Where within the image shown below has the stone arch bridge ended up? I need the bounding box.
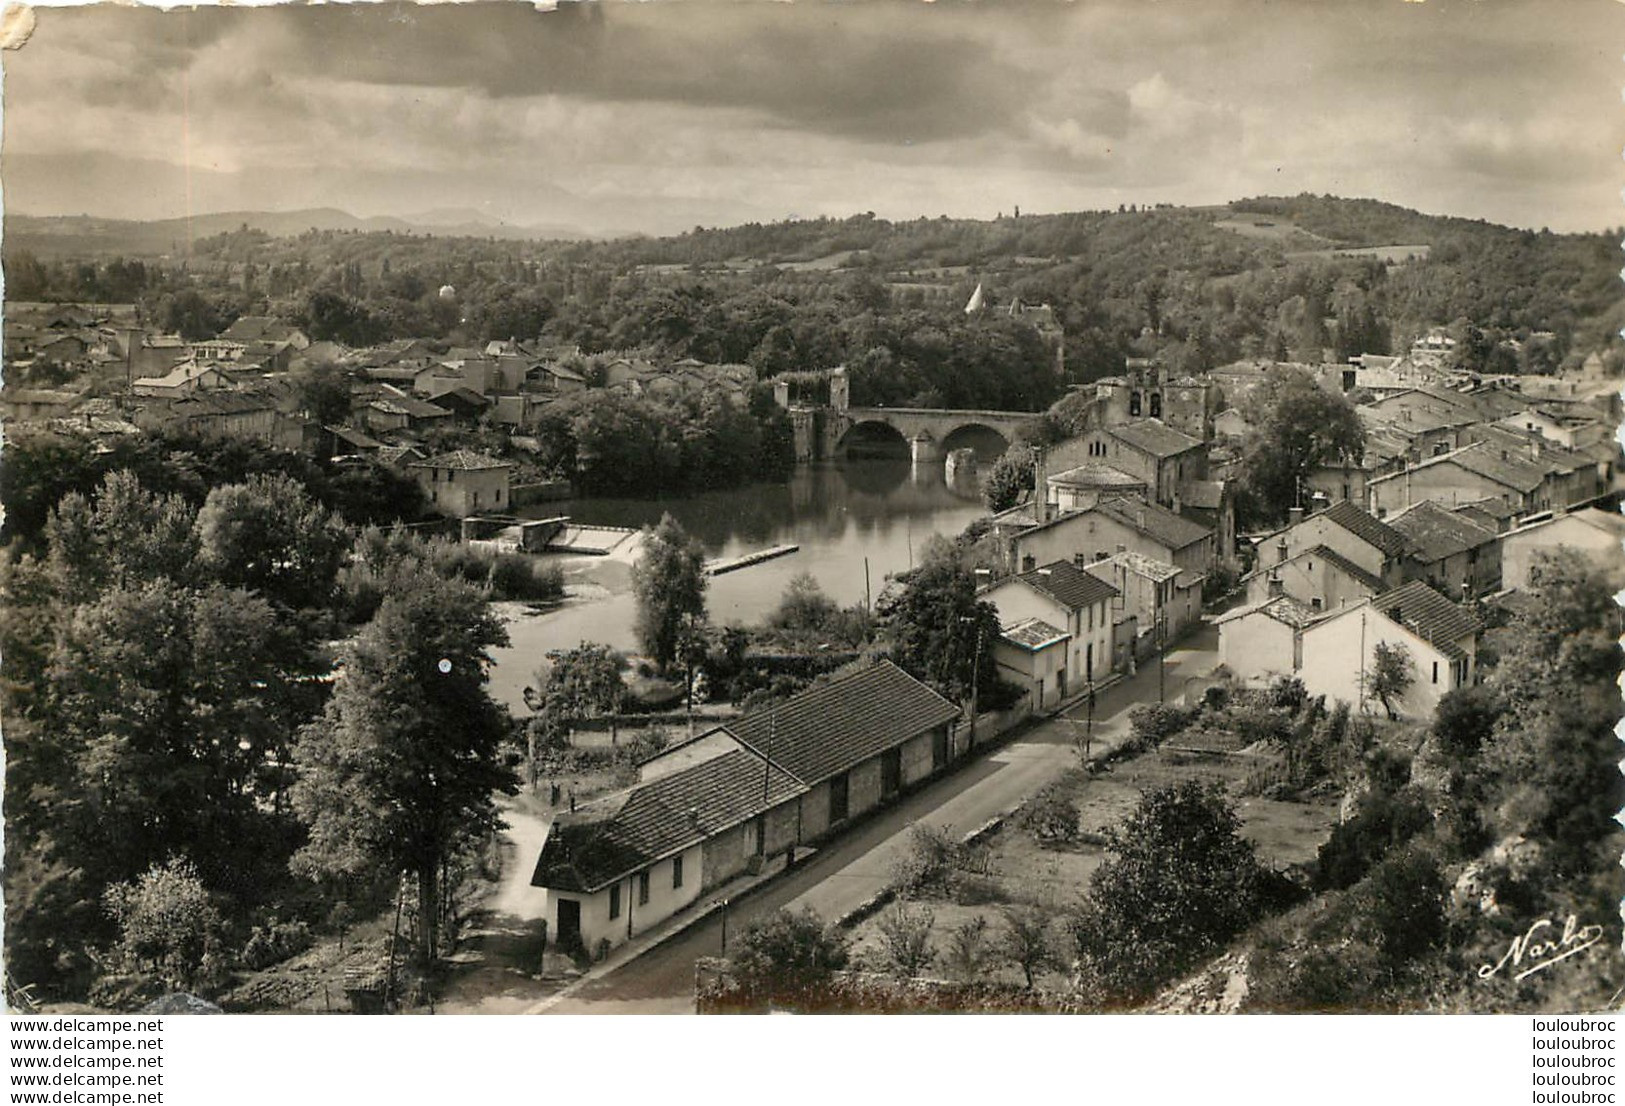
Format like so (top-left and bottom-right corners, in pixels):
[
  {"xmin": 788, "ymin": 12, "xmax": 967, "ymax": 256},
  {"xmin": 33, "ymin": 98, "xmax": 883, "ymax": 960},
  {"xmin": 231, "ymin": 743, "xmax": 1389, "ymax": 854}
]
[{"xmin": 822, "ymin": 406, "xmax": 1037, "ymax": 464}]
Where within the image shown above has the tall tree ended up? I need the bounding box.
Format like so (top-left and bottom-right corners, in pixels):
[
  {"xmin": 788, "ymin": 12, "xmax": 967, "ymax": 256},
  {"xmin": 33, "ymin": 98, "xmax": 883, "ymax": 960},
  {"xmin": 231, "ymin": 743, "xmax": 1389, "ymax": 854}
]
[
  {"xmin": 194, "ymin": 474, "xmax": 349, "ymax": 614},
  {"xmin": 878, "ymin": 539, "xmax": 1002, "ymax": 704},
  {"xmin": 289, "ymin": 573, "xmax": 515, "ymax": 968},
  {"xmin": 630, "ymin": 514, "xmax": 708, "ymax": 672},
  {"xmin": 41, "ymin": 580, "xmax": 287, "ymax": 890},
  {"xmin": 1235, "ymin": 366, "xmax": 1364, "ymax": 526},
  {"xmin": 289, "ymin": 361, "xmax": 354, "ymax": 427},
  {"xmin": 982, "ymin": 448, "xmax": 1035, "ymax": 513}
]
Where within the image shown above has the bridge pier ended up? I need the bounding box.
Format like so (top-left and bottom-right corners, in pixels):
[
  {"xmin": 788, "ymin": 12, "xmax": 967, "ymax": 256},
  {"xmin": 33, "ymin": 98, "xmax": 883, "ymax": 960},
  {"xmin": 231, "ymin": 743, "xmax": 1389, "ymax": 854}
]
[
  {"xmin": 945, "ymin": 447, "xmax": 978, "ymax": 484},
  {"xmin": 909, "ymin": 433, "xmax": 943, "ymax": 466}
]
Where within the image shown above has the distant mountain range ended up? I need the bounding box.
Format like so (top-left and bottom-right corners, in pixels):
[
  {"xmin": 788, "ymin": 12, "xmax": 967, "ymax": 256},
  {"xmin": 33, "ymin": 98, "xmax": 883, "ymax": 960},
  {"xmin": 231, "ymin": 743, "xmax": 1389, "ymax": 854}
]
[{"xmin": 2, "ymin": 207, "xmax": 603, "ymax": 259}]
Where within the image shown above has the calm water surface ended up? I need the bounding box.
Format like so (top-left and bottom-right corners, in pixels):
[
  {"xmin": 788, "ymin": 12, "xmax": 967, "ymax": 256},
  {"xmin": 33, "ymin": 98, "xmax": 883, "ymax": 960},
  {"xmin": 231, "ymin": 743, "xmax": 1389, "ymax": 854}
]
[{"xmin": 485, "ymin": 460, "xmax": 987, "ymax": 709}]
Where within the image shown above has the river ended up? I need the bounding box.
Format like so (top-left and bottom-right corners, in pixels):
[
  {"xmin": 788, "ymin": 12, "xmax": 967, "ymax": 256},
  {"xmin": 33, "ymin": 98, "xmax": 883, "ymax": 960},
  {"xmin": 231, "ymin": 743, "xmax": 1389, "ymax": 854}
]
[{"xmin": 485, "ymin": 458, "xmax": 990, "ymax": 710}]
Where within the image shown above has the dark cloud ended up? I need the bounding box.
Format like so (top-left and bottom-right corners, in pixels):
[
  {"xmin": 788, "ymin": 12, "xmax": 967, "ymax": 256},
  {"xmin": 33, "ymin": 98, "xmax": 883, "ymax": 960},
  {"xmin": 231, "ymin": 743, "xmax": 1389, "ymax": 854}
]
[
  {"xmin": 198, "ymin": 1, "xmax": 1038, "ymax": 144},
  {"xmin": 5, "ymin": 0, "xmax": 1619, "ymax": 232}
]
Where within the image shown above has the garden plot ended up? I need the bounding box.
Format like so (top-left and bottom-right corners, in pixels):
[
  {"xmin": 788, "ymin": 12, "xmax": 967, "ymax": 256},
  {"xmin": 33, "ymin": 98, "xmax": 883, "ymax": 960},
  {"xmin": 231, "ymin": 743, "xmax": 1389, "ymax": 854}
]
[{"xmin": 841, "ymin": 728, "xmax": 1340, "ymax": 991}]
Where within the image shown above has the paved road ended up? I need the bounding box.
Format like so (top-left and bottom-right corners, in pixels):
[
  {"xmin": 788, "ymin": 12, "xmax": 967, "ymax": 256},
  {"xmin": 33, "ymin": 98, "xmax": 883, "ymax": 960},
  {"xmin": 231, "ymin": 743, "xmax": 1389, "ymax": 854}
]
[{"xmin": 544, "ymin": 625, "xmax": 1218, "ymax": 1013}]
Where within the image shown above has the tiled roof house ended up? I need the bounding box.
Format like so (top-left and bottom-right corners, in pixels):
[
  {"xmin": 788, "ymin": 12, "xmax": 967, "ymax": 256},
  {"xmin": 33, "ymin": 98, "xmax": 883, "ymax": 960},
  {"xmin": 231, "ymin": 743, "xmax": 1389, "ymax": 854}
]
[{"xmin": 529, "ymin": 661, "xmax": 963, "ymax": 956}]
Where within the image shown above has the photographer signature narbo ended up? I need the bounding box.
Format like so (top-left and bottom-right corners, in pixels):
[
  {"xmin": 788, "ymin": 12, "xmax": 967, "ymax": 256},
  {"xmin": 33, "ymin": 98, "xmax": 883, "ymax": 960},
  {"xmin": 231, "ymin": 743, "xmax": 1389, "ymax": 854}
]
[{"xmin": 1477, "ymin": 914, "xmax": 1605, "ymax": 983}]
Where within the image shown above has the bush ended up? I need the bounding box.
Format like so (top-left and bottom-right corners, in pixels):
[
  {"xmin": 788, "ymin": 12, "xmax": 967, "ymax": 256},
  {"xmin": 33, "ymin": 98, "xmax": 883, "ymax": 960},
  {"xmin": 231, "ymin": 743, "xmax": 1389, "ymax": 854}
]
[
  {"xmin": 945, "ymin": 916, "xmax": 992, "ymax": 981},
  {"xmin": 1267, "ymin": 675, "xmax": 1308, "ymax": 714},
  {"xmin": 1125, "ymin": 702, "xmax": 1196, "ymax": 752},
  {"xmin": 730, "ymin": 907, "xmax": 850, "ymax": 1002},
  {"xmin": 889, "ymin": 824, "xmax": 961, "ymax": 897},
  {"xmin": 1432, "ymin": 684, "xmax": 1503, "ymax": 760},
  {"xmin": 241, "ymin": 920, "xmax": 315, "ymax": 972},
  {"xmin": 1247, "ymin": 930, "xmax": 1389, "ymax": 1012},
  {"xmin": 875, "ymin": 900, "xmax": 937, "ymax": 980},
  {"xmin": 1071, "ymin": 782, "xmax": 1280, "ymax": 1002},
  {"xmin": 102, "ymin": 859, "xmax": 226, "ymax": 994},
  {"xmin": 488, "ymin": 553, "xmax": 564, "ymax": 602},
  {"xmin": 1314, "ymin": 785, "xmax": 1434, "ymax": 892},
  {"xmin": 1348, "ymin": 846, "xmax": 1447, "ymax": 968},
  {"xmin": 623, "ymin": 727, "xmax": 671, "ymax": 766},
  {"xmin": 1017, "ymin": 788, "xmax": 1080, "ymax": 848}
]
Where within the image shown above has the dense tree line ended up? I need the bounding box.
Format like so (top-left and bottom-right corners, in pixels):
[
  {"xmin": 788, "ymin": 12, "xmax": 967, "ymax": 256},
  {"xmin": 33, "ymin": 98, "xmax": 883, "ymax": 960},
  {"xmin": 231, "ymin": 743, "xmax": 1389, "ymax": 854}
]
[
  {"xmin": 13, "ymin": 198, "xmax": 1615, "ymax": 413},
  {"xmin": 0, "ymin": 449, "xmax": 540, "ymax": 1004},
  {"xmin": 0, "ymin": 430, "xmax": 427, "ymax": 548},
  {"xmin": 530, "ymin": 385, "xmax": 795, "ymax": 495}
]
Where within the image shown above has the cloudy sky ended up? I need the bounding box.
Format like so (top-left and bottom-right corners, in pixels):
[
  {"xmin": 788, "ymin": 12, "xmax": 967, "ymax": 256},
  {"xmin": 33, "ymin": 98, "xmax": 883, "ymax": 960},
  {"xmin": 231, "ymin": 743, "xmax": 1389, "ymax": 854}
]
[{"xmin": 4, "ymin": 0, "xmax": 1620, "ymax": 235}]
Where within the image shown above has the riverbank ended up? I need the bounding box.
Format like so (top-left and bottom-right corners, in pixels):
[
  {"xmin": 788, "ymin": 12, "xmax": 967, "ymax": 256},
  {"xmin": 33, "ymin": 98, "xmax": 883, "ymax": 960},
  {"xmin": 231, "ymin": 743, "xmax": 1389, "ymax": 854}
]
[{"xmin": 483, "ymin": 459, "xmax": 987, "ymax": 713}]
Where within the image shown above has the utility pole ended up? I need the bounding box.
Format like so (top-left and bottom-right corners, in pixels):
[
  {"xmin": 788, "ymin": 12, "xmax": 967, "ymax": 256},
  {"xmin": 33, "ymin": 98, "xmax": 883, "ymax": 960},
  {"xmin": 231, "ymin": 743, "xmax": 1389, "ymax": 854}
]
[
  {"xmin": 1085, "ymin": 681, "xmax": 1095, "ymax": 760},
  {"xmin": 1157, "ymin": 611, "xmax": 1167, "ymax": 704},
  {"xmin": 964, "ymin": 617, "xmax": 986, "ymax": 751}
]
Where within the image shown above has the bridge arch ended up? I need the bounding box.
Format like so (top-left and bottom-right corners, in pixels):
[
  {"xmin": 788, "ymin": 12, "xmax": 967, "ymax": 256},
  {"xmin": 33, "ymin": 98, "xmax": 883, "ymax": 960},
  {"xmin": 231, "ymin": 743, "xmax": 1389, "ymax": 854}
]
[
  {"xmin": 941, "ymin": 423, "xmax": 1012, "ymax": 463},
  {"xmin": 836, "ymin": 419, "xmax": 911, "ymax": 459}
]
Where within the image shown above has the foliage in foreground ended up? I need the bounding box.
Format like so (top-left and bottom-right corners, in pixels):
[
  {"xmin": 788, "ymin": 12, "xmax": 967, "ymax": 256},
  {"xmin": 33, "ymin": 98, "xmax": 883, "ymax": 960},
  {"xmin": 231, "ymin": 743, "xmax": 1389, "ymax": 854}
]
[{"xmin": 1071, "ymin": 782, "xmax": 1295, "ymax": 1004}]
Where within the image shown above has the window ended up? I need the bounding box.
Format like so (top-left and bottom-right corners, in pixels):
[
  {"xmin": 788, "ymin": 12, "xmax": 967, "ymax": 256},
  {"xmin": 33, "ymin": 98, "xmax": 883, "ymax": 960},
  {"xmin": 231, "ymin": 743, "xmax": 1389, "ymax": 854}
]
[
  {"xmin": 672, "ymin": 855, "xmax": 684, "ymax": 890},
  {"xmin": 609, "ymin": 883, "xmax": 621, "ymax": 920},
  {"xmin": 1149, "ymin": 393, "xmax": 1162, "ymax": 418},
  {"xmin": 1431, "ymin": 661, "xmax": 1439, "ymax": 685},
  {"xmin": 638, "ymin": 871, "xmax": 650, "ymax": 906},
  {"xmin": 1129, "ymin": 391, "xmax": 1142, "ymax": 416}
]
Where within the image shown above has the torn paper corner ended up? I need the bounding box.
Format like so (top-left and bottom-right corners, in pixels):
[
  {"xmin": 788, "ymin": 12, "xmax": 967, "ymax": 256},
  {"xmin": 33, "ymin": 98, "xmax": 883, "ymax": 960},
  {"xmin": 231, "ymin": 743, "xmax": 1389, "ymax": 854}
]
[{"xmin": 1, "ymin": 3, "xmax": 36, "ymax": 52}]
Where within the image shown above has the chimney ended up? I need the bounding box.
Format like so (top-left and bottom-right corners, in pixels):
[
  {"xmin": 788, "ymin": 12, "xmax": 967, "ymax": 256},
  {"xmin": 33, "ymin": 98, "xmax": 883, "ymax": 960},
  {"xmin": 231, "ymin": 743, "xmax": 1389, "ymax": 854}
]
[
  {"xmin": 1136, "ymin": 507, "xmax": 1146, "ymax": 530},
  {"xmin": 1275, "ymin": 540, "xmax": 1289, "ymax": 565},
  {"xmin": 1288, "ymin": 506, "xmax": 1304, "ymax": 526},
  {"xmin": 1267, "ymin": 574, "xmax": 1284, "ymax": 598}
]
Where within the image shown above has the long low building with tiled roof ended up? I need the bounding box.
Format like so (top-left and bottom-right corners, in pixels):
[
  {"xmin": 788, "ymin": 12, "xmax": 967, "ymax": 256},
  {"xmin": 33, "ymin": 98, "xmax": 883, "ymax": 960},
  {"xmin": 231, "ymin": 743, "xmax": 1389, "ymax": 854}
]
[{"xmin": 529, "ymin": 660, "xmax": 964, "ymax": 956}]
